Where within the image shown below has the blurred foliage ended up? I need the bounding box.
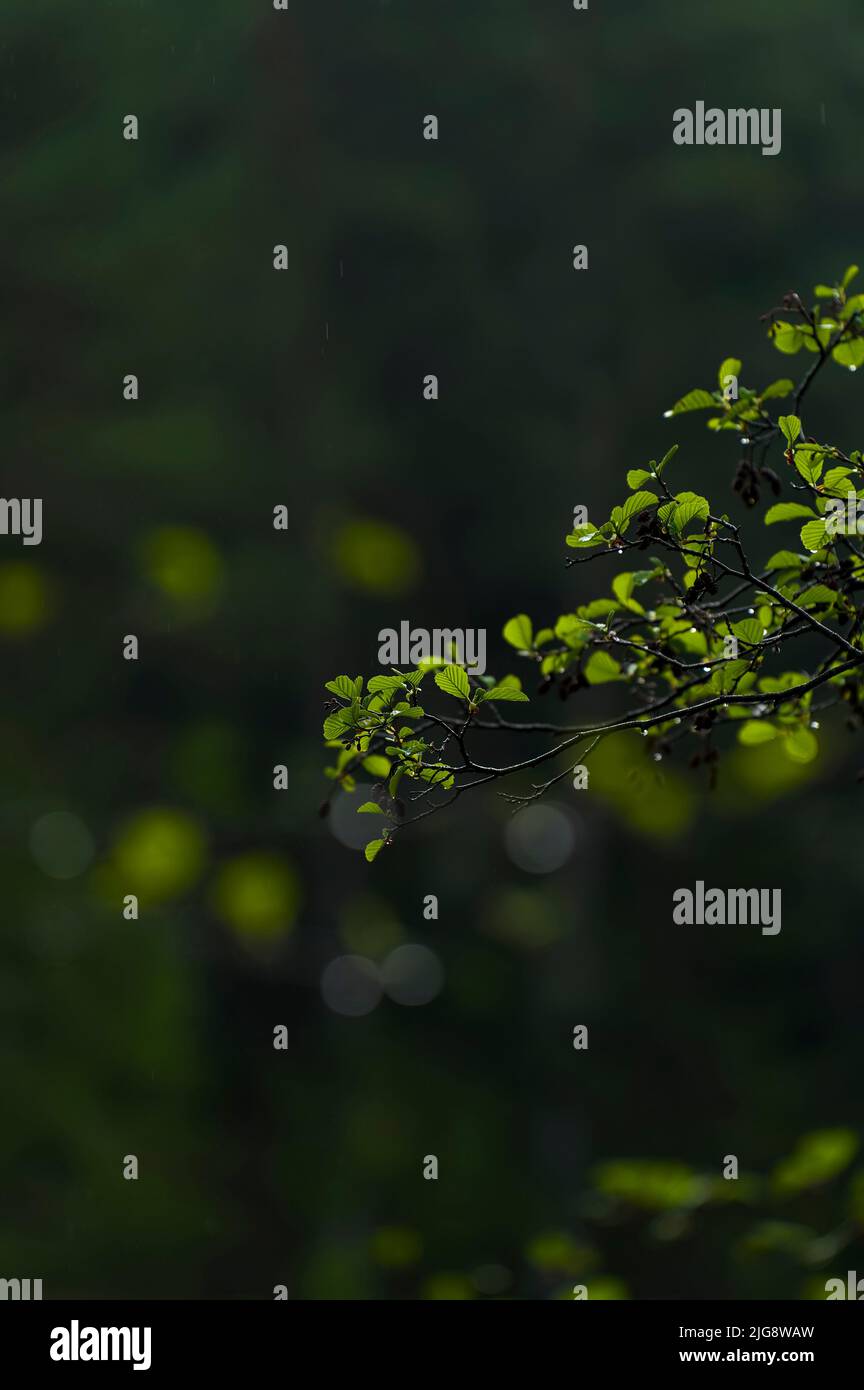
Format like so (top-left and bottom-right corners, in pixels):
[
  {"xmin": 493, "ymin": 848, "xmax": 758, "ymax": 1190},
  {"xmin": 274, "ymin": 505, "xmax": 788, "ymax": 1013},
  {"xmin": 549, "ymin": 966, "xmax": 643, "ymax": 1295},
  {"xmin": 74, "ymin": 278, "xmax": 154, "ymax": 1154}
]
[
  {"xmin": 211, "ymin": 852, "xmax": 299, "ymax": 940},
  {"xmin": 0, "ymin": 562, "xmax": 53, "ymax": 634},
  {"xmin": 331, "ymin": 519, "xmax": 421, "ymax": 596}
]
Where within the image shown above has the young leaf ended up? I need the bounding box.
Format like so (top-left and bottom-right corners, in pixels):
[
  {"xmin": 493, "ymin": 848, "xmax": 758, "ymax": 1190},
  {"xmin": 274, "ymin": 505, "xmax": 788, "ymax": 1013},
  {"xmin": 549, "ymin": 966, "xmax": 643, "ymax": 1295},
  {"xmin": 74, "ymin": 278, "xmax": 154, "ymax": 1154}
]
[
  {"xmin": 626, "ymin": 469, "xmax": 653, "ymax": 489},
  {"xmin": 800, "ymin": 519, "xmax": 827, "ymax": 552},
  {"xmin": 760, "ymin": 379, "xmax": 794, "ymax": 400},
  {"xmin": 784, "ymin": 728, "xmax": 818, "ymax": 763},
  {"xmin": 794, "ymin": 449, "xmax": 823, "ymax": 486},
  {"xmin": 822, "ymin": 467, "xmax": 854, "ymax": 495},
  {"xmin": 612, "ymin": 572, "xmax": 636, "ymax": 605},
  {"xmin": 765, "ymin": 550, "xmax": 802, "ymax": 571},
  {"xmin": 434, "ymin": 664, "xmax": 471, "ymax": 700},
  {"xmin": 664, "ymin": 388, "xmax": 715, "ymax": 416},
  {"xmin": 672, "ymin": 492, "xmax": 711, "ymax": 533},
  {"xmin": 323, "ymin": 710, "xmax": 355, "ymax": 740},
  {"xmin": 832, "ymin": 339, "xmax": 864, "ymax": 370},
  {"xmin": 502, "ymin": 614, "xmax": 534, "ymax": 649},
  {"xmin": 566, "ymin": 525, "xmax": 604, "ymax": 548},
  {"xmin": 620, "ymin": 491, "xmax": 657, "ymax": 529},
  {"xmin": 357, "ymin": 802, "xmax": 385, "ymax": 814},
  {"xmin": 764, "ymin": 502, "xmax": 818, "ymax": 525},
  {"xmin": 797, "ymin": 584, "xmax": 837, "ymax": 609},
  {"xmin": 368, "ymin": 674, "xmax": 407, "ymax": 695},
  {"xmin": 482, "ymin": 683, "xmax": 530, "ymax": 703},
  {"xmin": 362, "ymin": 755, "xmax": 392, "ymax": 778},
  {"xmin": 770, "ymin": 322, "xmax": 804, "ymax": 355},
  {"xmin": 364, "ymin": 838, "xmax": 386, "ymax": 862},
  {"xmin": 738, "ymin": 721, "xmax": 777, "ymax": 745},
  {"xmin": 325, "ymin": 675, "xmax": 361, "ymax": 700},
  {"xmin": 731, "ymin": 618, "xmax": 763, "ymax": 648},
  {"xmin": 584, "ymin": 650, "xmax": 622, "ymax": 684},
  {"xmin": 779, "ymin": 415, "xmax": 802, "ymax": 446},
  {"xmin": 718, "ymin": 357, "xmax": 742, "ymax": 388}
]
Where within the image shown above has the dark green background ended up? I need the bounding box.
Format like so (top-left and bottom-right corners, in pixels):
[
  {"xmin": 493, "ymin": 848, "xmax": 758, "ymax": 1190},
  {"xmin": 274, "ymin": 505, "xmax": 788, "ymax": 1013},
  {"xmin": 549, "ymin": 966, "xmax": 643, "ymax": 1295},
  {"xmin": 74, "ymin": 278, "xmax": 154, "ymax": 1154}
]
[{"xmin": 1, "ymin": 0, "xmax": 862, "ymax": 1299}]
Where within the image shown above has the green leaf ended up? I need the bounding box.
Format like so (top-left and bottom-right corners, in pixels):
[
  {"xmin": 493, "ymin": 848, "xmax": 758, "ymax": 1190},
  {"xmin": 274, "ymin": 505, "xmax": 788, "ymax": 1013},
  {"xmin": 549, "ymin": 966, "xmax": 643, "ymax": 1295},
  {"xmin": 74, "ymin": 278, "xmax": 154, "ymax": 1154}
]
[
  {"xmin": 673, "ymin": 491, "xmax": 711, "ymax": 533},
  {"xmin": 620, "ymin": 490, "xmax": 657, "ymax": 530},
  {"xmin": 670, "ymin": 626, "xmax": 708, "ymax": 657},
  {"xmin": 626, "ymin": 468, "xmax": 653, "ymax": 489},
  {"xmin": 664, "ymin": 388, "xmax": 715, "ymax": 416},
  {"xmin": 584, "ymin": 650, "xmax": 622, "ymax": 684},
  {"xmin": 324, "ymin": 674, "xmax": 361, "ymax": 700},
  {"xmin": 718, "ymin": 357, "xmax": 742, "ymax": 389},
  {"xmin": 842, "ymin": 264, "xmax": 860, "ymax": 290},
  {"xmin": 794, "ymin": 449, "xmax": 823, "ymax": 486},
  {"xmin": 417, "ymin": 765, "xmax": 455, "ymax": 790},
  {"xmin": 611, "ymin": 571, "xmax": 655, "ymax": 610},
  {"xmin": 832, "ymin": 338, "xmax": 864, "ymax": 370},
  {"xmin": 656, "ymin": 444, "xmax": 679, "ymax": 474},
  {"xmin": 612, "ymin": 572, "xmax": 636, "ymax": 606},
  {"xmin": 783, "ymin": 728, "xmax": 819, "ymax": 764},
  {"xmin": 710, "ymin": 659, "xmax": 749, "ymax": 694},
  {"xmin": 773, "ymin": 1129, "xmax": 857, "ymax": 1193},
  {"xmin": 765, "ymin": 550, "xmax": 802, "ymax": 571},
  {"xmin": 797, "ymin": 584, "xmax": 836, "ymax": 609},
  {"xmin": 323, "ymin": 710, "xmax": 355, "ymax": 740},
  {"xmin": 760, "ymin": 378, "xmax": 794, "ymax": 400},
  {"xmin": 388, "ymin": 767, "xmax": 405, "ymax": 798},
  {"xmin": 364, "ymin": 838, "xmax": 386, "ymax": 862},
  {"xmin": 434, "ymin": 664, "xmax": 471, "ymax": 700},
  {"xmin": 578, "ymin": 599, "xmax": 618, "ymax": 621},
  {"xmin": 764, "ymin": 502, "xmax": 818, "ymax": 525},
  {"xmin": 566, "ymin": 525, "xmax": 604, "ymax": 548},
  {"xmin": 779, "ymin": 415, "xmax": 801, "ymax": 446},
  {"xmin": 502, "ymin": 614, "xmax": 534, "ymax": 650},
  {"xmin": 738, "ymin": 721, "xmax": 777, "ymax": 745},
  {"xmin": 770, "ymin": 321, "xmax": 804, "ymax": 355},
  {"xmin": 362, "ymin": 755, "xmax": 392, "ymax": 778},
  {"xmin": 357, "ymin": 801, "xmax": 385, "ymax": 814},
  {"xmin": 482, "ymin": 683, "xmax": 529, "ymax": 703},
  {"xmin": 732, "ymin": 619, "xmax": 763, "ymax": 647},
  {"xmin": 822, "ymin": 466, "xmax": 854, "ymax": 495},
  {"xmin": 555, "ymin": 614, "xmax": 593, "ymax": 646},
  {"xmin": 367, "ymin": 674, "xmax": 407, "ymax": 695},
  {"xmin": 800, "ymin": 519, "xmax": 827, "ymax": 552}
]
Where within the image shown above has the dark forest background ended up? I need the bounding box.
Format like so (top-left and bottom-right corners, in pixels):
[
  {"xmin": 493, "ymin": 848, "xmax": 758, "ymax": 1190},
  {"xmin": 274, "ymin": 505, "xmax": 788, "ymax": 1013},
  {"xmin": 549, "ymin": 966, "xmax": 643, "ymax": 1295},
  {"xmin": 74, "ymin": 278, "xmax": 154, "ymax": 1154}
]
[{"xmin": 1, "ymin": 0, "xmax": 863, "ymax": 1299}]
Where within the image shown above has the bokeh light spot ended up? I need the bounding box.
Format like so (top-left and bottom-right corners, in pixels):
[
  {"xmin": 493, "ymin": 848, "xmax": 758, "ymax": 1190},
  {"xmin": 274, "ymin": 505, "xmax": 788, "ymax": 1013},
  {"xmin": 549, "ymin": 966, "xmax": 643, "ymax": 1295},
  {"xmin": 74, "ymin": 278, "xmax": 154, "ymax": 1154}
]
[
  {"xmin": 212, "ymin": 853, "xmax": 299, "ymax": 940},
  {"xmin": 112, "ymin": 808, "xmax": 206, "ymax": 902},
  {"xmin": 504, "ymin": 803, "xmax": 577, "ymax": 874},
  {"xmin": 140, "ymin": 525, "xmax": 223, "ymax": 602},
  {"xmin": 0, "ymin": 562, "xmax": 52, "ymax": 634},
  {"xmin": 321, "ymin": 955, "xmax": 382, "ymax": 1016},
  {"xmin": 381, "ymin": 943, "xmax": 443, "ymax": 1005},
  {"xmin": 331, "ymin": 519, "xmax": 420, "ymax": 595}
]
